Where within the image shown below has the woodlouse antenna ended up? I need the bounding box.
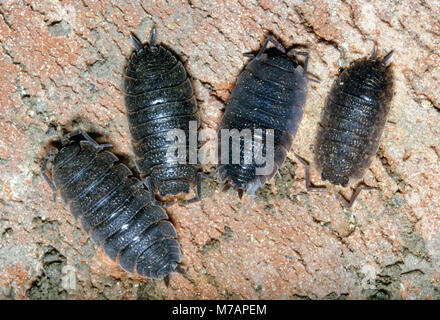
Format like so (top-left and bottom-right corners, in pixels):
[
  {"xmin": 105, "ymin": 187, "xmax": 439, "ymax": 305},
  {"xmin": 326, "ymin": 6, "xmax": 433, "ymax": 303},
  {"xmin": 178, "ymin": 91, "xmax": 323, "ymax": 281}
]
[
  {"xmin": 41, "ymin": 148, "xmax": 59, "ymax": 202},
  {"xmin": 180, "ymin": 172, "xmax": 212, "ymax": 205},
  {"xmin": 288, "ymin": 50, "xmax": 320, "ymax": 83},
  {"xmin": 288, "ymin": 50, "xmax": 308, "ymax": 72},
  {"xmin": 255, "ymin": 36, "xmax": 286, "ymax": 60}
]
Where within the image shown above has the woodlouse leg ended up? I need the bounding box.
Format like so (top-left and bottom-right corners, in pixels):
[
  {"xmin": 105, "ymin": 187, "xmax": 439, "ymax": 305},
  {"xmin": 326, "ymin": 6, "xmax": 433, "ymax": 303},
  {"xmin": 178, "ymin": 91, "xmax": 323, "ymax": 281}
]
[
  {"xmin": 41, "ymin": 149, "xmax": 59, "ymax": 201},
  {"xmin": 130, "ymin": 32, "xmax": 143, "ymax": 52},
  {"xmin": 294, "ymin": 154, "xmax": 328, "ymax": 193},
  {"xmin": 337, "ymin": 183, "xmax": 373, "ymax": 208},
  {"xmin": 255, "ymin": 36, "xmax": 286, "ymax": 60},
  {"xmin": 62, "ymin": 130, "xmax": 112, "ymax": 151}
]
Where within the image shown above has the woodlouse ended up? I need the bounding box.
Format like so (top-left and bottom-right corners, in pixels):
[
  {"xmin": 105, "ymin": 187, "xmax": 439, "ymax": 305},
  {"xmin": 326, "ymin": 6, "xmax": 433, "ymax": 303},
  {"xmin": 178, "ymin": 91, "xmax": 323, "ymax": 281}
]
[
  {"xmin": 42, "ymin": 131, "xmax": 182, "ymax": 281},
  {"xmin": 217, "ymin": 37, "xmax": 314, "ymax": 197},
  {"xmin": 124, "ymin": 28, "xmax": 206, "ymax": 206},
  {"xmin": 297, "ymin": 45, "xmax": 394, "ymax": 207}
]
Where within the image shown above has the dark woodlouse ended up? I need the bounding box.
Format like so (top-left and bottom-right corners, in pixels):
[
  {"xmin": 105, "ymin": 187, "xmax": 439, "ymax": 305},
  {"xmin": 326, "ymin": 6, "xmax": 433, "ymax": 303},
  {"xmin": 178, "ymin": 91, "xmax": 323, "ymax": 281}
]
[
  {"xmin": 297, "ymin": 45, "xmax": 394, "ymax": 207},
  {"xmin": 124, "ymin": 28, "xmax": 205, "ymax": 206},
  {"xmin": 217, "ymin": 37, "xmax": 314, "ymax": 197},
  {"xmin": 42, "ymin": 131, "xmax": 182, "ymax": 281}
]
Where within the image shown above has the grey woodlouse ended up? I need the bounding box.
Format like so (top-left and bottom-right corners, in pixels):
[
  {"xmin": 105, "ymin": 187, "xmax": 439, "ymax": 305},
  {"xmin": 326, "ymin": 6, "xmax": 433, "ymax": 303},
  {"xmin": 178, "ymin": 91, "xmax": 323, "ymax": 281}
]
[
  {"xmin": 124, "ymin": 28, "xmax": 206, "ymax": 206},
  {"xmin": 217, "ymin": 37, "xmax": 314, "ymax": 197},
  {"xmin": 42, "ymin": 130, "xmax": 182, "ymax": 281},
  {"xmin": 297, "ymin": 44, "xmax": 394, "ymax": 207}
]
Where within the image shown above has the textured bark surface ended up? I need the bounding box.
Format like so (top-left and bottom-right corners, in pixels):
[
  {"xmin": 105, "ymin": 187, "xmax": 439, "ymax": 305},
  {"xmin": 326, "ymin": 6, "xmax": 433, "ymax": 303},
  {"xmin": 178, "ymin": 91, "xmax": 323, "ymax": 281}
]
[{"xmin": 0, "ymin": 0, "xmax": 439, "ymax": 299}]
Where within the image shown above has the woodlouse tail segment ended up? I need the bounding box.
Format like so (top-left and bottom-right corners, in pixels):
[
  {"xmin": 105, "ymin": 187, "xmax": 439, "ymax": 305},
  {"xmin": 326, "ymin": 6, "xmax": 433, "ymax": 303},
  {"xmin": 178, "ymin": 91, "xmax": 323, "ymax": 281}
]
[
  {"xmin": 371, "ymin": 43, "xmax": 378, "ymax": 61},
  {"xmin": 163, "ymin": 263, "xmax": 187, "ymax": 286},
  {"xmin": 130, "ymin": 32, "xmax": 144, "ymax": 52},
  {"xmin": 337, "ymin": 183, "xmax": 374, "ymax": 208},
  {"xmin": 382, "ymin": 50, "xmax": 394, "ymax": 67},
  {"xmin": 164, "ymin": 275, "xmax": 170, "ymax": 287},
  {"xmin": 255, "ymin": 36, "xmax": 286, "ymax": 60},
  {"xmin": 294, "ymin": 154, "xmax": 328, "ymax": 193},
  {"xmin": 222, "ymin": 182, "xmax": 232, "ymax": 192},
  {"xmin": 175, "ymin": 264, "xmax": 185, "ymax": 275},
  {"xmin": 370, "ymin": 43, "xmax": 393, "ymax": 67},
  {"xmin": 149, "ymin": 27, "xmax": 157, "ymax": 49},
  {"xmin": 139, "ymin": 173, "xmax": 210, "ymax": 207},
  {"xmin": 138, "ymin": 176, "xmax": 174, "ymax": 207},
  {"xmin": 180, "ymin": 172, "xmax": 212, "ymax": 205},
  {"xmin": 41, "ymin": 148, "xmax": 59, "ymax": 202}
]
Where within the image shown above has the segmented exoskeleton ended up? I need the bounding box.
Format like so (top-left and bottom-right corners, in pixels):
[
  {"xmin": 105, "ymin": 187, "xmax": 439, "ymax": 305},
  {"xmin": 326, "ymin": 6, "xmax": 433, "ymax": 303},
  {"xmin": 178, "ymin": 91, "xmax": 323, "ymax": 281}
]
[
  {"xmin": 297, "ymin": 45, "xmax": 394, "ymax": 207},
  {"xmin": 217, "ymin": 37, "xmax": 314, "ymax": 197},
  {"xmin": 124, "ymin": 29, "xmax": 206, "ymax": 206},
  {"xmin": 42, "ymin": 131, "xmax": 181, "ymax": 281}
]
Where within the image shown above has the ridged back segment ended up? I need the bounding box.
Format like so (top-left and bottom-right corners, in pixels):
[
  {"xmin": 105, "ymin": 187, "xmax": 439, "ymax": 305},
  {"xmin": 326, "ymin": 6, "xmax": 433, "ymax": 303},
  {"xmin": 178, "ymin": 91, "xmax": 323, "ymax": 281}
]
[
  {"xmin": 52, "ymin": 140, "xmax": 181, "ymax": 279},
  {"xmin": 52, "ymin": 142, "xmax": 104, "ymax": 189},
  {"xmin": 217, "ymin": 48, "xmax": 307, "ymax": 194},
  {"xmin": 52, "ymin": 143, "xmax": 81, "ymax": 170},
  {"xmin": 124, "ymin": 44, "xmax": 199, "ymax": 197},
  {"xmin": 315, "ymin": 57, "xmax": 394, "ymax": 186}
]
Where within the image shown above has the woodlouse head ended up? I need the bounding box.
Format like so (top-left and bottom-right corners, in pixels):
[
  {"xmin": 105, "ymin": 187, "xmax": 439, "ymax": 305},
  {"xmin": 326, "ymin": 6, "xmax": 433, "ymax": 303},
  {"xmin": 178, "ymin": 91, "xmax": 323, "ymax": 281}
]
[{"xmin": 264, "ymin": 47, "xmax": 300, "ymax": 71}]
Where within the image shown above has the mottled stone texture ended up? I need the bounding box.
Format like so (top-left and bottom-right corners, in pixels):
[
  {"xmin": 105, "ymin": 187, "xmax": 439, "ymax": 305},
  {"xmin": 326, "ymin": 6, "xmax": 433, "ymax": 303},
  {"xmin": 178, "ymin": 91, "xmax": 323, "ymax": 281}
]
[{"xmin": 0, "ymin": 0, "xmax": 439, "ymax": 300}]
